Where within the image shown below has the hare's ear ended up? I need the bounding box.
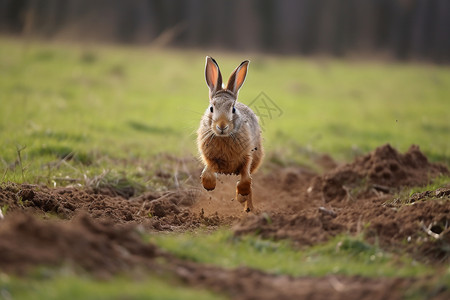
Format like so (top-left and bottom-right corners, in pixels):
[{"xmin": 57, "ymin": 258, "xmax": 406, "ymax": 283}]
[
  {"xmin": 205, "ymin": 56, "xmax": 222, "ymax": 95},
  {"xmin": 227, "ymin": 60, "xmax": 249, "ymax": 95}
]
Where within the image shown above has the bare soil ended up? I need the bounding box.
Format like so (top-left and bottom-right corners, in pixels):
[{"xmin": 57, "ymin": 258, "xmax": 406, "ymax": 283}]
[{"xmin": 0, "ymin": 144, "xmax": 449, "ymax": 299}]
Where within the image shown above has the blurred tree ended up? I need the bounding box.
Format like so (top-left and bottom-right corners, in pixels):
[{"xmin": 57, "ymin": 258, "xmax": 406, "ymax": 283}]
[{"xmin": 0, "ymin": 0, "xmax": 448, "ymax": 62}]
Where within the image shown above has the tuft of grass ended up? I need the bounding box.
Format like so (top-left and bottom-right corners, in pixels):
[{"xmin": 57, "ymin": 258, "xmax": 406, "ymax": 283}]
[
  {"xmin": 1, "ymin": 204, "xmax": 8, "ymax": 216},
  {"xmin": 150, "ymin": 230, "xmax": 432, "ymax": 278},
  {"xmin": 83, "ymin": 169, "xmax": 146, "ymax": 197}
]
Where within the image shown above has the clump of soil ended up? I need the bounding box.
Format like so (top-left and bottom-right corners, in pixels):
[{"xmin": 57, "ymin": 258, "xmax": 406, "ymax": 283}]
[
  {"xmin": 0, "ymin": 212, "xmax": 158, "ymax": 277},
  {"xmin": 312, "ymin": 144, "xmax": 448, "ymax": 202}
]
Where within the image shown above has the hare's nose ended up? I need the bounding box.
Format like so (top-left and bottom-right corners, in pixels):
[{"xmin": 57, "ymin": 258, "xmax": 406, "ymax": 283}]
[{"xmin": 216, "ymin": 124, "xmax": 229, "ymax": 131}]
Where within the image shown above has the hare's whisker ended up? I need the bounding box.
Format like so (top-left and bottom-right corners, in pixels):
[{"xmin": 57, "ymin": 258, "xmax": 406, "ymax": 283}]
[{"xmin": 201, "ymin": 129, "xmax": 213, "ymax": 140}]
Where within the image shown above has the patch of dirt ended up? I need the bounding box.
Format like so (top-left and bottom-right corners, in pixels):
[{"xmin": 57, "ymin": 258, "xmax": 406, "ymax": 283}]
[
  {"xmin": 1, "ymin": 213, "xmax": 447, "ymax": 300},
  {"xmin": 0, "ymin": 212, "xmax": 159, "ymax": 277},
  {"xmin": 234, "ymin": 209, "xmax": 345, "ymax": 246}
]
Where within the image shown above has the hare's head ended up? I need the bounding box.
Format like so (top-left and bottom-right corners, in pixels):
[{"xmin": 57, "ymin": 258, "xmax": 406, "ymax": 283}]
[{"xmin": 204, "ymin": 56, "xmax": 249, "ymax": 136}]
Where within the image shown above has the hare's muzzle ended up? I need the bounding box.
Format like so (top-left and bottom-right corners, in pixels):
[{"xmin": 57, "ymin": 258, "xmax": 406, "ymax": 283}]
[{"xmin": 215, "ymin": 124, "xmax": 229, "ymax": 135}]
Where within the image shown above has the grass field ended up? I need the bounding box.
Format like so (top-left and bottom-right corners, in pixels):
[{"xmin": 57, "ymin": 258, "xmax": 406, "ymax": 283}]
[
  {"xmin": 1, "ymin": 38, "xmax": 449, "ymax": 185},
  {"xmin": 1, "ymin": 37, "xmax": 450, "ymax": 299}
]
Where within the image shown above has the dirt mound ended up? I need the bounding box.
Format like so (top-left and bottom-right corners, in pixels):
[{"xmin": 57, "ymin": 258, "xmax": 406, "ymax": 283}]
[
  {"xmin": 312, "ymin": 144, "xmax": 448, "ymax": 202},
  {"xmin": 0, "ymin": 183, "xmax": 148, "ymax": 222},
  {"xmin": 0, "ymin": 184, "xmax": 225, "ymax": 231},
  {"xmin": 233, "ymin": 144, "xmax": 450, "ymax": 263},
  {"xmin": 235, "ymin": 187, "xmax": 450, "ymax": 263},
  {"xmin": 0, "ymin": 213, "xmax": 158, "ymax": 277}
]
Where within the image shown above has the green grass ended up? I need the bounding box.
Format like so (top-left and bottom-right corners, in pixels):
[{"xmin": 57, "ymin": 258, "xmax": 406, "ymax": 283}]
[
  {"xmin": 150, "ymin": 230, "xmax": 432, "ymax": 278},
  {"xmin": 406, "ymin": 175, "xmax": 450, "ymax": 196},
  {"xmin": 0, "ymin": 272, "xmax": 227, "ymax": 300},
  {"xmin": 1, "ymin": 38, "xmax": 449, "ymax": 186}
]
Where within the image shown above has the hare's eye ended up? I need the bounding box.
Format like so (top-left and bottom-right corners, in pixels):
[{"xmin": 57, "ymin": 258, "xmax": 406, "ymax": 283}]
[
  {"xmin": 210, "ymin": 106, "xmax": 213, "ymax": 113},
  {"xmin": 232, "ymin": 106, "xmax": 236, "ymax": 114}
]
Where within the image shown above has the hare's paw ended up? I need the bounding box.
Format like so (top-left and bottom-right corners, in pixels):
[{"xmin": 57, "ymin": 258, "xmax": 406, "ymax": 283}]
[
  {"xmin": 237, "ymin": 180, "xmax": 251, "ymax": 196},
  {"xmin": 201, "ymin": 174, "xmax": 216, "ymax": 191},
  {"xmin": 236, "ymin": 193, "xmax": 253, "ymax": 213},
  {"xmin": 244, "ymin": 200, "xmax": 254, "ymax": 213}
]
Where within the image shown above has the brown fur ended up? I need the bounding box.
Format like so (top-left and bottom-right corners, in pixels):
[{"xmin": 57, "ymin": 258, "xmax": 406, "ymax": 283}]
[{"xmin": 197, "ymin": 57, "xmax": 264, "ymax": 212}]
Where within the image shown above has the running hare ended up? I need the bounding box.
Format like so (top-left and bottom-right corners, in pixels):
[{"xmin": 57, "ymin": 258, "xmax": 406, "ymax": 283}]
[{"xmin": 197, "ymin": 57, "xmax": 263, "ymax": 212}]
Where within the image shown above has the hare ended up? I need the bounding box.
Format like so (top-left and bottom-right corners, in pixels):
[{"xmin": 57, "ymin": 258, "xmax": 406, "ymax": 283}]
[{"xmin": 197, "ymin": 56, "xmax": 263, "ymax": 212}]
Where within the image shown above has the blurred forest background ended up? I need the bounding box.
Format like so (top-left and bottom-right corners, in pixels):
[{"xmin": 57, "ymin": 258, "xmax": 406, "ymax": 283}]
[{"xmin": 1, "ymin": 0, "xmax": 449, "ymax": 62}]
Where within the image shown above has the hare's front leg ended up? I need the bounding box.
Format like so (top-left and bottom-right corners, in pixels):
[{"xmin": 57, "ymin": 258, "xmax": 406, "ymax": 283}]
[
  {"xmin": 201, "ymin": 166, "xmax": 216, "ymax": 191},
  {"xmin": 236, "ymin": 156, "xmax": 253, "ymax": 212}
]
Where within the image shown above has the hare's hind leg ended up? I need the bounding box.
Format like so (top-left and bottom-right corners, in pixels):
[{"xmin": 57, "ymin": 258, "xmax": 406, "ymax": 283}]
[
  {"xmin": 236, "ymin": 156, "xmax": 253, "ymax": 212},
  {"xmin": 237, "ymin": 190, "xmax": 253, "ymax": 212},
  {"xmin": 201, "ymin": 166, "xmax": 216, "ymax": 191}
]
